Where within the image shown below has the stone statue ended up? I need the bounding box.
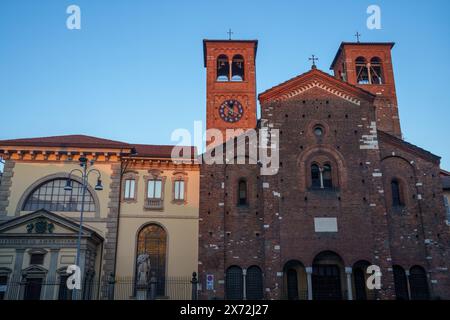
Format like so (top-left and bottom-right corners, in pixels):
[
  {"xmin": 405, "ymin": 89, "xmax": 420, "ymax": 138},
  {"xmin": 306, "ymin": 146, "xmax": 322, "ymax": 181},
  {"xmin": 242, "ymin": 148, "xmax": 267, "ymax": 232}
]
[{"xmin": 136, "ymin": 254, "xmax": 151, "ymax": 286}]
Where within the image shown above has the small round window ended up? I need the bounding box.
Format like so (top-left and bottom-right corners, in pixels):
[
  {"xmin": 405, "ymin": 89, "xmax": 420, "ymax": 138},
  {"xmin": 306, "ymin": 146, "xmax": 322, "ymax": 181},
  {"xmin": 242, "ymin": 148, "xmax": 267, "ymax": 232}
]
[{"xmin": 314, "ymin": 126, "xmax": 324, "ymax": 137}]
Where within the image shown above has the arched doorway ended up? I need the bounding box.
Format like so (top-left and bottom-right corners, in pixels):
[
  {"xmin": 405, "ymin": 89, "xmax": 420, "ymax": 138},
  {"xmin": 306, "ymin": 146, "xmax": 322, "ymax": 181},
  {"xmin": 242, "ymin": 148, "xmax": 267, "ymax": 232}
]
[
  {"xmin": 409, "ymin": 266, "xmax": 430, "ymax": 300},
  {"xmin": 246, "ymin": 266, "xmax": 263, "ymax": 300},
  {"xmin": 283, "ymin": 260, "xmax": 307, "ymax": 300},
  {"xmin": 136, "ymin": 224, "xmax": 167, "ymax": 296},
  {"xmin": 225, "ymin": 266, "xmax": 243, "ymax": 300},
  {"xmin": 352, "ymin": 260, "xmax": 371, "ymax": 300},
  {"xmin": 393, "ymin": 265, "xmax": 409, "ymax": 300},
  {"xmin": 312, "ymin": 251, "xmax": 345, "ymax": 300}
]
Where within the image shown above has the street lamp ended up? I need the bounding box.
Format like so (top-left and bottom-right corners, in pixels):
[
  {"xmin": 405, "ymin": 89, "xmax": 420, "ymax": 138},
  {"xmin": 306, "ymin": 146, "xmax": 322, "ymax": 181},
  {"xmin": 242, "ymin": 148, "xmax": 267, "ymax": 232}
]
[{"xmin": 65, "ymin": 156, "xmax": 103, "ymax": 300}]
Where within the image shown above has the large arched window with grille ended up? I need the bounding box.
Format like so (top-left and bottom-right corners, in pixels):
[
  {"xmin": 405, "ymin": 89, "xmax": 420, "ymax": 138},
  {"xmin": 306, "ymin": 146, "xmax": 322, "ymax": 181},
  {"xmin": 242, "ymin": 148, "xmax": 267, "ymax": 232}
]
[
  {"xmin": 246, "ymin": 266, "xmax": 263, "ymax": 300},
  {"xmin": 22, "ymin": 178, "xmax": 96, "ymax": 212},
  {"xmin": 225, "ymin": 266, "xmax": 243, "ymax": 300},
  {"xmin": 409, "ymin": 266, "xmax": 430, "ymax": 300},
  {"xmin": 136, "ymin": 224, "xmax": 167, "ymax": 296}
]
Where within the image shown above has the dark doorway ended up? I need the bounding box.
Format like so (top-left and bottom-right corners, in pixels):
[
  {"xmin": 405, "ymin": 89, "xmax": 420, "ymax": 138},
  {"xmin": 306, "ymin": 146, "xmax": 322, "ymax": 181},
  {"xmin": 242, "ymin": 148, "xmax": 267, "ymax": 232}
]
[
  {"xmin": 393, "ymin": 265, "xmax": 409, "ymax": 300},
  {"xmin": 286, "ymin": 269, "xmax": 299, "ymax": 300},
  {"xmin": 409, "ymin": 266, "xmax": 430, "ymax": 300},
  {"xmin": 226, "ymin": 266, "xmax": 243, "ymax": 300},
  {"xmin": 353, "ymin": 267, "xmax": 367, "ymax": 300},
  {"xmin": 246, "ymin": 266, "xmax": 263, "ymax": 300},
  {"xmin": 23, "ymin": 278, "xmax": 43, "ymax": 300},
  {"xmin": 312, "ymin": 265, "xmax": 342, "ymax": 300}
]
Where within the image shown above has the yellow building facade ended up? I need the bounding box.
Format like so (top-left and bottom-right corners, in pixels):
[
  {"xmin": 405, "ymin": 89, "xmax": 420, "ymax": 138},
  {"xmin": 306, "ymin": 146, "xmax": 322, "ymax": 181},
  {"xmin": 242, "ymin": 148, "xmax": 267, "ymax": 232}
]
[{"xmin": 0, "ymin": 135, "xmax": 199, "ymax": 300}]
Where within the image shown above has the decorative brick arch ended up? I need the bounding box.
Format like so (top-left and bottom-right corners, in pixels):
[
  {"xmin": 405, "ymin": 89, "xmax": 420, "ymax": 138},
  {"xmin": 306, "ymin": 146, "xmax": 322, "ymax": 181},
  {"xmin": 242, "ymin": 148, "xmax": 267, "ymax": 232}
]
[
  {"xmin": 381, "ymin": 156, "xmax": 415, "ymax": 208},
  {"xmin": 297, "ymin": 145, "xmax": 347, "ymax": 192}
]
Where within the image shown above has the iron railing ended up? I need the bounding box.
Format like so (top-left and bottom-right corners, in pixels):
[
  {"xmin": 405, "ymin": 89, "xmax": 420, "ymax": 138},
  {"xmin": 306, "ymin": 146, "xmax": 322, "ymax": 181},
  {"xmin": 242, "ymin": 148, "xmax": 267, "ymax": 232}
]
[{"xmin": 2, "ymin": 273, "xmax": 199, "ymax": 301}]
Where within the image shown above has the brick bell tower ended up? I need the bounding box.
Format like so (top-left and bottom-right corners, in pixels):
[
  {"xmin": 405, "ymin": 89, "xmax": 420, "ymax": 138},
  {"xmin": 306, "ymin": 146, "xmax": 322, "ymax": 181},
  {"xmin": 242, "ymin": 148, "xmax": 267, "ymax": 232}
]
[
  {"xmin": 330, "ymin": 42, "xmax": 402, "ymax": 138},
  {"xmin": 203, "ymin": 39, "xmax": 258, "ymax": 145}
]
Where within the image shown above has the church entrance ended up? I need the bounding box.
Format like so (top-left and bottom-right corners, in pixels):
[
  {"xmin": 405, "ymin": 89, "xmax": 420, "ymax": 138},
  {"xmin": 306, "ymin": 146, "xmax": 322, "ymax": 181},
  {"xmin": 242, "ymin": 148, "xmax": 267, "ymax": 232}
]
[
  {"xmin": 311, "ymin": 251, "xmax": 345, "ymax": 300},
  {"xmin": 312, "ymin": 265, "xmax": 342, "ymax": 300}
]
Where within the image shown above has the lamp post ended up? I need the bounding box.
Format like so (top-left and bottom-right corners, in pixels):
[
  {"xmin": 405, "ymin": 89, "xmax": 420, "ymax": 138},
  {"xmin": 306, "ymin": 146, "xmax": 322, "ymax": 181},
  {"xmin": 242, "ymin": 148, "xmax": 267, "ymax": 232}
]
[{"xmin": 64, "ymin": 156, "xmax": 103, "ymax": 300}]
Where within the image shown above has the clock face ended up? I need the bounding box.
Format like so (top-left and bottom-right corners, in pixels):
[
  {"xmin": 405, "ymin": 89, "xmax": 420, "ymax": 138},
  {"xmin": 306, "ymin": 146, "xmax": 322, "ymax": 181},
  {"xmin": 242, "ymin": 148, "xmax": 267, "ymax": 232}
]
[{"xmin": 219, "ymin": 99, "xmax": 244, "ymax": 123}]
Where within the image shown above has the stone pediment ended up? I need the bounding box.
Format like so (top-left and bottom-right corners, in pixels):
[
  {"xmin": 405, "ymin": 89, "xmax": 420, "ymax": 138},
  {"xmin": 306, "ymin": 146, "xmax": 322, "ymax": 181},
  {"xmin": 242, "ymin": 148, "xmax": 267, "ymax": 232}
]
[
  {"xmin": 0, "ymin": 209, "xmax": 103, "ymax": 242},
  {"xmin": 258, "ymin": 68, "xmax": 375, "ymax": 106}
]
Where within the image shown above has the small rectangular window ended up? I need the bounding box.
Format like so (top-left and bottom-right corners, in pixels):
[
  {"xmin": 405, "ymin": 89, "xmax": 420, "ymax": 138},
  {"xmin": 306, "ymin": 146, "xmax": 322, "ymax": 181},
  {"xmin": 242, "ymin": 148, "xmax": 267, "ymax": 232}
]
[
  {"xmin": 30, "ymin": 253, "xmax": 45, "ymax": 265},
  {"xmin": 124, "ymin": 179, "xmax": 136, "ymax": 199},
  {"xmin": 148, "ymin": 180, "xmax": 162, "ymax": 199},
  {"xmin": 174, "ymin": 180, "xmax": 185, "ymax": 200}
]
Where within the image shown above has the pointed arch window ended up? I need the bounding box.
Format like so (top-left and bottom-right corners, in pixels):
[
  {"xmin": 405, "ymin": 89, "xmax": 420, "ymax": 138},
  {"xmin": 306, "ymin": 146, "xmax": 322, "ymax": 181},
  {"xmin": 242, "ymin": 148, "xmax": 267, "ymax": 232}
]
[
  {"xmin": 217, "ymin": 55, "xmax": 230, "ymax": 81},
  {"xmin": 231, "ymin": 55, "xmax": 244, "ymax": 81}
]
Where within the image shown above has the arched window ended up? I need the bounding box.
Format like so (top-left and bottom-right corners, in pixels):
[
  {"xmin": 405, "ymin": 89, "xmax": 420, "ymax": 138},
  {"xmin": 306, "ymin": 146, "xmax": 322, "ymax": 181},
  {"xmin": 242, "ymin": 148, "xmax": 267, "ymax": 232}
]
[
  {"xmin": 311, "ymin": 164, "xmax": 321, "ymax": 188},
  {"xmin": 246, "ymin": 266, "xmax": 263, "ymax": 300},
  {"xmin": 238, "ymin": 179, "xmax": 248, "ymax": 206},
  {"xmin": 322, "ymin": 164, "xmax": 332, "ymax": 189},
  {"xmin": 226, "ymin": 266, "xmax": 243, "ymax": 300},
  {"xmin": 217, "ymin": 55, "xmax": 230, "ymax": 81},
  {"xmin": 393, "ymin": 265, "xmax": 409, "ymax": 300},
  {"xmin": 370, "ymin": 57, "xmax": 383, "ymax": 84},
  {"xmin": 391, "ymin": 179, "xmax": 404, "ymax": 207},
  {"xmin": 231, "ymin": 55, "xmax": 244, "ymax": 81},
  {"xmin": 23, "ymin": 178, "xmax": 96, "ymax": 212},
  {"xmin": 136, "ymin": 224, "xmax": 167, "ymax": 296},
  {"xmin": 311, "ymin": 164, "xmax": 333, "ymax": 190},
  {"xmin": 355, "ymin": 57, "xmax": 369, "ymax": 84},
  {"xmin": 409, "ymin": 266, "xmax": 430, "ymax": 300}
]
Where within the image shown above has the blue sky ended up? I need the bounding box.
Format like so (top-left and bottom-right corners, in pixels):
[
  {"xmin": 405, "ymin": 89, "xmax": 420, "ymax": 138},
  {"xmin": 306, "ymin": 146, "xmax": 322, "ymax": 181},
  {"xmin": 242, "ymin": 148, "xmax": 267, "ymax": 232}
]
[{"xmin": 0, "ymin": 0, "xmax": 449, "ymax": 170}]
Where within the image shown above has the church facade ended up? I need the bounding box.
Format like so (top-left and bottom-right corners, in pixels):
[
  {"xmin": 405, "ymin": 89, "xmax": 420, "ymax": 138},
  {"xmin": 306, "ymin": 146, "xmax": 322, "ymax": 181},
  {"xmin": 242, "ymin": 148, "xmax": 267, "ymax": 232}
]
[
  {"xmin": 0, "ymin": 38, "xmax": 449, "ymax": 301},
  {"xmin": 198, "ymin": 40, "xmax": 450, "ymax": 300}
]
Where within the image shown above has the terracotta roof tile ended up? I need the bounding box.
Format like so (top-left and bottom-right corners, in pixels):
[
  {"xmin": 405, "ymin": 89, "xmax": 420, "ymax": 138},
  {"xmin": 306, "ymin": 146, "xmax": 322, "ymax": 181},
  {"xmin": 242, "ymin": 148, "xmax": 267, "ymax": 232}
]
[{"xmin": 0, "ymin": 134, "xmax": 131, "ymax": 149}]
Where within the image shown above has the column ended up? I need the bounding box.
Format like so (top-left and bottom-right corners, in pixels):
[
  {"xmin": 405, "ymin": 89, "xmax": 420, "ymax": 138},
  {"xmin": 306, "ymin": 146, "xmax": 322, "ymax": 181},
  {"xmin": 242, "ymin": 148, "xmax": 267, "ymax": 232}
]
[
  {"xmin": 8, "ymin": 249, "xmax": 25, "ymax": 300},
  {"xmin": 405, "ymin": 270, "xmax": 411, "ymax": 300},
  {"xmin": 44, "ymin": 249, "xmax": 59, "ymax": 300},
  {"xmin": 242, "ymin": 269, "xmax": 247, "ymax": 300},
  {"xmin": 306, "ymin": 267, "xmax": 313, "ymax": 300},
  {"xmin": 345, "ymin": 267, "xmax": 353, "ymax": 300}
]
